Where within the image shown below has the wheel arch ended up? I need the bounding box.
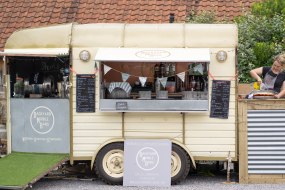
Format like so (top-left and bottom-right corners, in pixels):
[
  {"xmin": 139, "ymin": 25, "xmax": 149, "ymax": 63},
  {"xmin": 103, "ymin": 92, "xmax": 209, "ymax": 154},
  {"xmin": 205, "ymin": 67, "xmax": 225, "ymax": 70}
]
[
  {"xmin": 171, "ymin": 139, "xmax": 196, "ymax": 169},
  {"xmin": 90, "ymin": 138, "xmax": 196, "ymax": 169},
  {"xmin": 91, "ymin": 138, "xmax": 124, "ymax": 169}
]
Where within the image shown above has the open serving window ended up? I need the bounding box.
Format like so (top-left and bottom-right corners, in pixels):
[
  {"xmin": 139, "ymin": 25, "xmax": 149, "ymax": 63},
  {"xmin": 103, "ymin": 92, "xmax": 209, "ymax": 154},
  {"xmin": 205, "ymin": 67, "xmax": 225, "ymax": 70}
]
[
  {"xmin": 0, "ymin": 48, "xmax": 71, "ymax": 99},
  {"xmin": 95, "ymin": 48, "xmax": 210, "ymax": 112},
  {"xmin": 5, "ymin": 55, "xmax": 70, "ymax": 99}
]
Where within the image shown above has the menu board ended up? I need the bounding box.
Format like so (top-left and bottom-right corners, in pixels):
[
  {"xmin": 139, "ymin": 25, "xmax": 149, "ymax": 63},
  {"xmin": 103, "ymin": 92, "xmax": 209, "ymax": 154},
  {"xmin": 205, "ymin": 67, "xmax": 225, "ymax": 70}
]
[
  {"xmin": 76, "ymin": 74, "xmax": 95, "ymax": 112},
  {"xmin": 210, "ymin": 80, "xmax": 230, "ymax": 119}
]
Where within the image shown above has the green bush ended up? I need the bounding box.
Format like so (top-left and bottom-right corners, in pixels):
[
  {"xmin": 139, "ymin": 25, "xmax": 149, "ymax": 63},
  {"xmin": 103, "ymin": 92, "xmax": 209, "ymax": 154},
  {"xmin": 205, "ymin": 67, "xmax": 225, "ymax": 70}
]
[
  {"xmin": 186, "ymin": 11, "xmax": 217, "ymax": 23},
  {"xmin": 236, "ymin": 13, "xmax": 285, "ymax": 83},
  {"xmin": 253, "ymin": 42, "xmax": 275, "ymax": 67},
  {"xmin": 251, "ymin": 0, "xmax": 285, "ymax": 17},
  {"xmin": 186, "ymin": 1, "xmax": 285, "ymax": 83}
]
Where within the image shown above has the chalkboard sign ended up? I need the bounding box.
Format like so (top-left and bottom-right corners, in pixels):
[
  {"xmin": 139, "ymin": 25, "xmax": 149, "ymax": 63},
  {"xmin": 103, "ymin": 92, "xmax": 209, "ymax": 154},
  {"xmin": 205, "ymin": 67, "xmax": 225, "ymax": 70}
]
[
  {"xmin": 76, "ymin": 74, "xmax": 95, "ymax": 112},
  {"xmin": 210, "ymin": 80, "xmax": 230, "ymax": 119}
]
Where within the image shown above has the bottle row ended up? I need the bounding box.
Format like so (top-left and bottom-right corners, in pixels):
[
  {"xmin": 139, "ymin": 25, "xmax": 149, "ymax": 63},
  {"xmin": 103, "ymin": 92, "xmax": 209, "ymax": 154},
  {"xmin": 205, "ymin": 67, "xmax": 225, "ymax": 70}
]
[{"xmin": 153, "ymin": 75, "xmax": 208, "ymax": 93}]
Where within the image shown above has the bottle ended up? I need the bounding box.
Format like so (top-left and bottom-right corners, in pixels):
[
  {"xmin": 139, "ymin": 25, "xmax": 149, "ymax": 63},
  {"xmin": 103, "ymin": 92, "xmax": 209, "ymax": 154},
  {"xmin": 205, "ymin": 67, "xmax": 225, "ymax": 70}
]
[
  {"xmin": 196, "ymin": 77, "xmax": 201, "ymax": 91},
  {"xmin": 191, "ymin": 76, "xmax": 196, "ymax": 91},
  {"xmin": 204, "ymin": 76, "xmax": 208, "ymax": 92},
  {"xmin": 168, "ymin": 63, "xmax": 173, "ymax": 76},
  {"xmin": 188, "ymin": 64, "xmax": 192, "ymax": 75},
  {"xmin": 187, "ymin": 76, "xmax": 191, "ymax": 91},
  {"xmin": 200, "ymin": 76, "xmax": 205, "ymax": 91},
  {"xmin": 165, "ymin": 63, "xmax": 170, "ymax": 76},
  {"xmin": 154, "ymin": 64, "xmax": 160, "ymax": 78},
  {"xmin": 169, "ymin": 63, "xmax": 175, "ymax": 76},
  {"xmin": 159, "ymin": 63, "xmax": 165, "ymax": 77},
  {"xmin": 155, "ymin": 79, "xmax": 161, "ymax": 94}
]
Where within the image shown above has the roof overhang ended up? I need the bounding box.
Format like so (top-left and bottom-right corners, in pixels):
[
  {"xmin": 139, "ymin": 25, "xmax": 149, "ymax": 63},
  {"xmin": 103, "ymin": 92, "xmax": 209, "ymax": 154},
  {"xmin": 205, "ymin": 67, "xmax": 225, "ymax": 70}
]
[
  {"xmin": 0, "ymin": 48, "xmax": 69, "ymax": 57},
  {"xmin": 95, "ymin": 48, "xmax": 210, "ymax": 62}
]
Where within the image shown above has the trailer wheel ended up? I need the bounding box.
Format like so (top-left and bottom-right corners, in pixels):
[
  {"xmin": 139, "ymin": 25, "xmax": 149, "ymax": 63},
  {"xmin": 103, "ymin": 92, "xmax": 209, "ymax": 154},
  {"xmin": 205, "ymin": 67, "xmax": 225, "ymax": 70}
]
[
  {"xmin": 95, "ymin": 143, "xmax": 124, "ymax": 185},
  {"xmin": 171, "ymin": 144, "xmax": 191, "ymax": 185}
]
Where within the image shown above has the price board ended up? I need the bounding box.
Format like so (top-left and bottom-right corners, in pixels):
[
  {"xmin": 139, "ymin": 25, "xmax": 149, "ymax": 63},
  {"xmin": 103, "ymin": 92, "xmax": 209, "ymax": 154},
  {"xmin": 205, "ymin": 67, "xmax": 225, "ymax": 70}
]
[
  {"xmin": 210, "ymin": 80, "xmax": 230, "ymax": 119},
  {"xmin": 76, "ymin": 74, "xmax": 95, "ymax": 112}
]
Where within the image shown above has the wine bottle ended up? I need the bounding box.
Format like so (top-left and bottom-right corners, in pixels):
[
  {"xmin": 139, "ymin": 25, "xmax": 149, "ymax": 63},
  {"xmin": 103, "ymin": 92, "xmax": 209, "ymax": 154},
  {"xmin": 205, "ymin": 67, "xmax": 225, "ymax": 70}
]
[{"xmin": 191, "ymin": 76, "xmax": 196, "ymax": 91}]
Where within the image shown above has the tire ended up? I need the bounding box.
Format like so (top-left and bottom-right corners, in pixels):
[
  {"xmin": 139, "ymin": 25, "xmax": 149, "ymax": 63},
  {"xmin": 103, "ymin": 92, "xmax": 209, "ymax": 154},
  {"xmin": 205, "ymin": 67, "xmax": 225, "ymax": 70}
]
[
  {"xmin": 95, "ymin": 143, "xmax": 124, "ymax": 185},
  {"xmin": 171, "ymin": 144, "xmax": 191, "ymax": 185}
]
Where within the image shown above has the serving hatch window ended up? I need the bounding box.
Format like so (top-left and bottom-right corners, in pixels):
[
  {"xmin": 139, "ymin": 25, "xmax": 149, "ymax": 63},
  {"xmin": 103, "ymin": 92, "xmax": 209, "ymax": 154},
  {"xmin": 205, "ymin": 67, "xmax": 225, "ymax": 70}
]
[{"xmin": 96, "ymin": 48, "xmax": 210, "ymax": 112}]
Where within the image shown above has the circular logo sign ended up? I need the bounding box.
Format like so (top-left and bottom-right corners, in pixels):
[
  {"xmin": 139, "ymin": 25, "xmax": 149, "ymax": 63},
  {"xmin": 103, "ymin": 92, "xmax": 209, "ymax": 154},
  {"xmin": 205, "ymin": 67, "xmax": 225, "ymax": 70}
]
[
  {"xmin": 136, "ymin": 147, "xmax": 159, "ymax": 171},
  {"xmin": 30, "ymin": 106, "xmax": 55, "ymax": 134},
  {"xmin": 135, "ymin": 50, "xmax": 171, "ymax": 59}
]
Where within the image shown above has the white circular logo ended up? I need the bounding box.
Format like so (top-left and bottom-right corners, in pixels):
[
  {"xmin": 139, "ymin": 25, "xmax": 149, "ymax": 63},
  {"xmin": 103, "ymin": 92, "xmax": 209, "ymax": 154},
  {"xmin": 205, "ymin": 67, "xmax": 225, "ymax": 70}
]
[
  {"xmin": 30, "ymin": 106, "xmax": 55, "ymax": 134},
  {"xmin": 135, "ymin": 50, "xmax": 171, "ymax": 59},
  {"xmin": 136, "ymin": 147, "xmax": 159, "ymax": 171}
]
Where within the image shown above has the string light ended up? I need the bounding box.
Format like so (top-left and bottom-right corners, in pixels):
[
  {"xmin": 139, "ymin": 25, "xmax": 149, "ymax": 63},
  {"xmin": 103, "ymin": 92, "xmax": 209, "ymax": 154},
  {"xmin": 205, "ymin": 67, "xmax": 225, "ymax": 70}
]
[
  {"xmin": 102, "ymin": 63, "xmax": 192, "ymax": 79},
  {"xmin": 102, "ymin": 63, "xmax": 237, "ymax": 81}
]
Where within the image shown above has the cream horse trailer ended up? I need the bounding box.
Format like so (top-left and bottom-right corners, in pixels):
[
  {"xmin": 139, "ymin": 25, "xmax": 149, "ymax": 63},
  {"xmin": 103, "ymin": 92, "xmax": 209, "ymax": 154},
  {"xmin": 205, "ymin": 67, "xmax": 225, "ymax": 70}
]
[{"xmin": 1, "ymin": 23, "xmax": 237, "ymax": 185}]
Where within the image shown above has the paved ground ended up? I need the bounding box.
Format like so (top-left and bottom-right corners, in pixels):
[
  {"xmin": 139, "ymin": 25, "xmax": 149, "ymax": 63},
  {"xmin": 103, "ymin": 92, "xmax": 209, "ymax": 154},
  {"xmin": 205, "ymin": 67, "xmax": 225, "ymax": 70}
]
[
  {"xmin": 31, "ymin": 173, "xmax": 285, "ymax": 190},
  {"xmin": 2, "ymin": 162, "xmax": 277, "ymax": 190}
]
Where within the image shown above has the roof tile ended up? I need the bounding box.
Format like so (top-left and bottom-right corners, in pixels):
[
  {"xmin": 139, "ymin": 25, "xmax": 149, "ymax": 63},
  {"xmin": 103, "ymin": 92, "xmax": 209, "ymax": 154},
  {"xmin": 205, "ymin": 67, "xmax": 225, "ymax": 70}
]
[{"xmin": 0, "ymin": 0, "xmax": 261, "ymax": 50}]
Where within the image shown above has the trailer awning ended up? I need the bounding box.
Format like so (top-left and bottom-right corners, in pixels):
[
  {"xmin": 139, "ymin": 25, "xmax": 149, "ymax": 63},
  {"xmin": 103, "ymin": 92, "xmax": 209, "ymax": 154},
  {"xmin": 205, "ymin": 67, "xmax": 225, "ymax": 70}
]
[
  {"xmin": 0, "ymin": 48, "xmax": 69, "ymax": 57},
  {"xmin": 94, "ymin": 48, "xmax": 210, "ymax": 62}
]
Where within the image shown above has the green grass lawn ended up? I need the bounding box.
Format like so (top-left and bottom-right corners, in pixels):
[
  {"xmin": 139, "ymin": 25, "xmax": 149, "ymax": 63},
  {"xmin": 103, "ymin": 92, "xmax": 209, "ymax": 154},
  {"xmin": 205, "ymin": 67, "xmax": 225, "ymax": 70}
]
[{"xmin": 0, "ymin": 152, "xmax": 68, "ymax": 187}]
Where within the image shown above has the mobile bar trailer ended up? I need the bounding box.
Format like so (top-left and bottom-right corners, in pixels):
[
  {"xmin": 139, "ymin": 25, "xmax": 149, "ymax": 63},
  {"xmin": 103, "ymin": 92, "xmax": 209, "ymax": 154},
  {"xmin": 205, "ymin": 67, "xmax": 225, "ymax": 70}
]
[{"xmin": 0, "ymin": 23, "xmax": 242, "ymax": 188}]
